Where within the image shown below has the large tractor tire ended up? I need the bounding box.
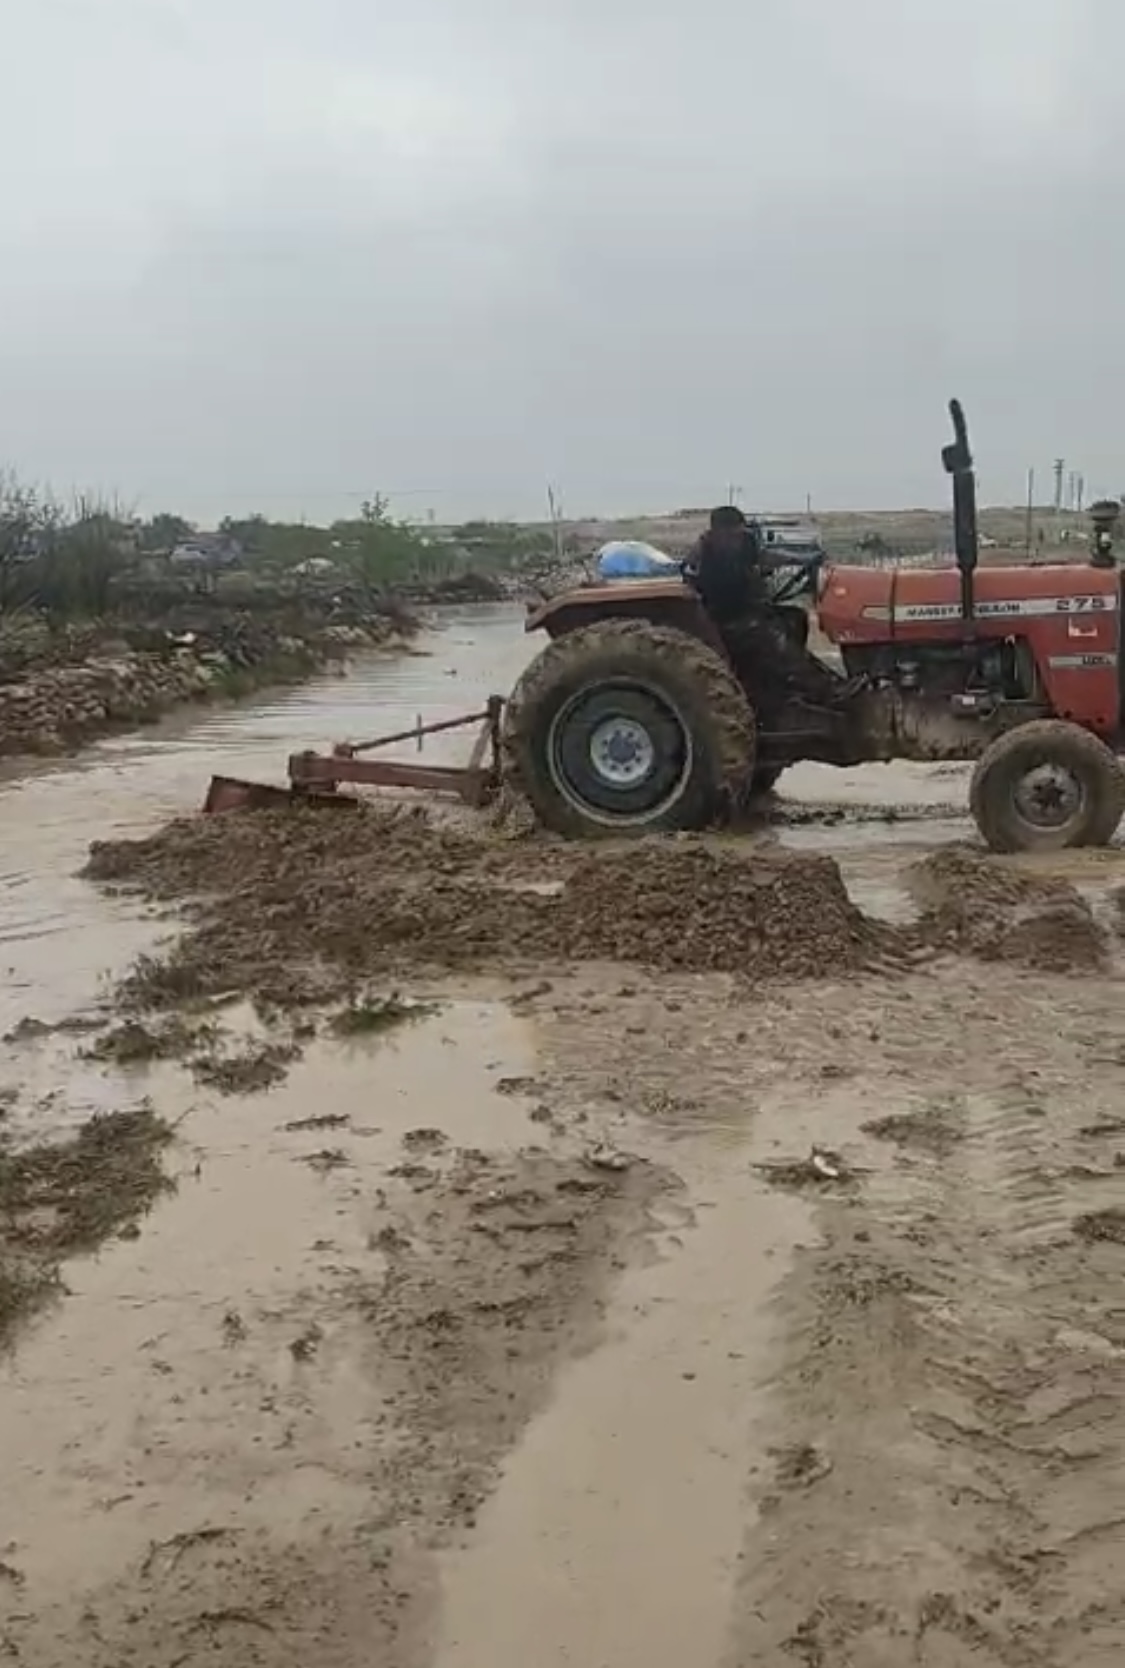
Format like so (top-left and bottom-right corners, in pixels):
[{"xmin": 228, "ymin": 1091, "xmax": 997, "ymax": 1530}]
[
  {"xmin": 969, "ymin": 720, "xmax": 1125, "ymax": 853},
  {"xmin": 503, "ymin": 618, "xmax": 756, "ymax": 837}
]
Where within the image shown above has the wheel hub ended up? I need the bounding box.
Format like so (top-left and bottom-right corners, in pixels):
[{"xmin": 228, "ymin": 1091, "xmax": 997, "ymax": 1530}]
[
  {"xmin": 1014, "ymin": 763, "xmax": 1083, "ymax": 830},
  {"xmin": 587, "ymin": 715, "xmax": 656, "ymax": 788},
  {"xmin": 545, "ymin": 677, "xmax": 693, "ymax": 828}
]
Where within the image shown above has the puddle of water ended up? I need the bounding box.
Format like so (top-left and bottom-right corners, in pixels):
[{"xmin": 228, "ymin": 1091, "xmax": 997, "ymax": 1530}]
[
  {"xmin": 280, "ymin": 998, "xmax": 543, "ymax": 1153},
  {"xmin": 770, "ymin": 821, "xmax": 968, "ymax": 925},
  {"xmin": 780, "ymin": 758, "xmax": 971, "ymax": 809},
  {"xmin": 0, "ymin": 1000, "xmax": 537, "ymax": 1599},
  {"xmin": 434, "ymin": 1145, "xmax": 813, "ymax": 1668},
  {"xmin": 0, "ymin": 1033, "xmax": 126, "ymax": 1145}
]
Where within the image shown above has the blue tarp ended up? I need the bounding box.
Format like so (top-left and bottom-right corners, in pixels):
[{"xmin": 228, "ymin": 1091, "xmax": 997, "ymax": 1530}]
[{"xmin": 595, "ymin": 540, "xmax": 679, "ymax": 580}]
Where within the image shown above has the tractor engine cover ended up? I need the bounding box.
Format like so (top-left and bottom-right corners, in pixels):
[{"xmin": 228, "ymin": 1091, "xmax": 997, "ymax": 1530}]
[{"xmin": 818, "ymin": 562, "xmax": 1121, "ymax": 734}]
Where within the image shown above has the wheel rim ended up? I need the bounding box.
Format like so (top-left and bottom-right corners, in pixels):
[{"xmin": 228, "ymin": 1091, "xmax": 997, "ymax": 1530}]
[
  {"xmin": 586, "ymin": 715, "xmax": 657, "ymax": 788},
  {"xmin": 1012, "ymin": 762, "xmax": 1085, "ymax": 832},
  {"xmin": 546, "ymin": 681, "xmax": 694, "ymax": 826}
]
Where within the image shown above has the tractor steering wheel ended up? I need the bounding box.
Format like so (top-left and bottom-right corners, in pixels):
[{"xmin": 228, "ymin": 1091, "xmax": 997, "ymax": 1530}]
[{"xmin": 767, "ymin": 550, "xmax": 824, "ymax": 607}]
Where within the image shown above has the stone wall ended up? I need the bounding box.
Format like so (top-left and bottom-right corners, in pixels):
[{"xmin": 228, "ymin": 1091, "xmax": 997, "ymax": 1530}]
[{"xmin": 0, "ymin": 620, "xmax": 404, "ymax": 758}]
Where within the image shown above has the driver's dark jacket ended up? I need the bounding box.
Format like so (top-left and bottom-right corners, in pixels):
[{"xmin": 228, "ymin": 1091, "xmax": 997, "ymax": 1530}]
[{"xmin": 683, "ymin": 528, "xmax": 769, "ymax": 622}]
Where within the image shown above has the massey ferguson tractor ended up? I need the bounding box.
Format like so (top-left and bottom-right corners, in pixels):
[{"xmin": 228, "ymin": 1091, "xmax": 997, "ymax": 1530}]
[
  {"xmin": 499, "ymin": 401, "xmax": 1125, "ymax": 851},
  {"xmin": 211, "ymin": 400, "xmax": 1125, "ymax": 854}
]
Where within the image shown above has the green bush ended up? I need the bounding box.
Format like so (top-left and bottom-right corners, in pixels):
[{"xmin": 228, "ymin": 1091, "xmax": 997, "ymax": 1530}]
[{"xmin": 0, "ymin": 479, "xmax": 131, "ymax": 622}]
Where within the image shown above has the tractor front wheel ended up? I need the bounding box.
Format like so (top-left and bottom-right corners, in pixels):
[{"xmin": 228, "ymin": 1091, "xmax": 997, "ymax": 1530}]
[
  {"xmin": 503, "ymin": 619, "xmax": 756, "ymax": 837},
  {"xmin": 970, "ymin": 720, "xmax": 1125, "ymax": 853}
]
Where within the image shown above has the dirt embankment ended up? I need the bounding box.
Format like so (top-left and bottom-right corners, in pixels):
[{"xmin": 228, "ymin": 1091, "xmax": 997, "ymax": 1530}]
[{"xmin": 0, "ymin": 605, "xmax": 416, "ymax": 758}]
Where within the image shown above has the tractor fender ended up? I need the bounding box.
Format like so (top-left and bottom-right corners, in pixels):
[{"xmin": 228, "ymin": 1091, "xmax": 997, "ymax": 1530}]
[{"xmin": 524, "ymin": 580, "xmax": 725, "ymax": 656}]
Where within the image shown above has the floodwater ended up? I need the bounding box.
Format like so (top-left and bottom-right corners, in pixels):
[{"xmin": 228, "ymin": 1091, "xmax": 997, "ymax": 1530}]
[
  {"xmin": 0, "ymin": 605, "xmax": 535, "ymax": 1036},
  {"xmin": 0, "ymin": 1003, "xmax": 540, "ymax": 1601},
  {"xmin": 11, "ymin": 606, "xmax": 1103, "ymax": 1668},
  {"xmin": 0, "ymin": 599, "xmax": 576, "ymax": 1665}
]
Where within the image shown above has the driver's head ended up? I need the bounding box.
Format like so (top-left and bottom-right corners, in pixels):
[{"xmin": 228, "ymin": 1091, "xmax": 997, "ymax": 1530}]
[{"xmin": 708, "ymin": 503, "xmax": 747, "ymax": 554}]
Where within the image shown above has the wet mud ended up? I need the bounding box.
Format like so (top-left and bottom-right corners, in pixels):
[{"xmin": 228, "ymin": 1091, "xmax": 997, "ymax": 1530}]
[
  {"xmin": 0, "ymin": 1107, "xmax": 172, "ymax": 1346},
  {"xmin": 87, "ymin": 806, "xmax": 909, "ymax": 1004},
  {"xmin": 523, "ymin": 963, "xmax": 1125, "ymax": 1668},
  {"xmin": 911, "ymin": 843, "xmax": 1110, "ymax": 973},
  {"xmin": 720, "ymin": 971, "xmax": 1125, "ymax": 1668},
  {"xmin": 85, "ymin": 801, "xmax": 1110, "ymax": 1034},
  {"xmin": 0, "ymin": 1004, "xmax": 663, "ymax": 1667},
  {"xmin": 3, "ymin": 611, "xmax": 1125, "ymax": 1667}
]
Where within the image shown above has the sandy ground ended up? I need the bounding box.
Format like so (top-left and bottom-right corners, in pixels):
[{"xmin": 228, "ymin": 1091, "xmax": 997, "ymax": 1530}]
[{"xmin": 2, "ymin": 620, "xmax": 1124, "ymax": 1668}]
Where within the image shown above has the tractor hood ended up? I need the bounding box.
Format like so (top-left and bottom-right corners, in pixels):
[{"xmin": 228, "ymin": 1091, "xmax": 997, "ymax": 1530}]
[
  {"xmin": 817, "ymin": 565, "xmax": 894, "ymax": 644},
  {"xmin": 818, "ymin": 561, "xmax": 1120, "ymax": 644}
]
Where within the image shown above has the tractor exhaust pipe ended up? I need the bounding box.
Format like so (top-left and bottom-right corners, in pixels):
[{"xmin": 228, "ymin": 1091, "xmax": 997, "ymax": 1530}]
[{"xmin": 941, "ymin": 398, "xmax": 979, "ymax": 625}]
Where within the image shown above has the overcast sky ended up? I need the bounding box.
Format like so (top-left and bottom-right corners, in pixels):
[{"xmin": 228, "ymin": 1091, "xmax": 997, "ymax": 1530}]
[{"xmin": 0, "ymin": 0, "xmax": 1120, "ymax": 522}]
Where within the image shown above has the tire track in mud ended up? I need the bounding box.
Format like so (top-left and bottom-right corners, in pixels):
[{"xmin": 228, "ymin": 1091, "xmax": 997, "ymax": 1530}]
[
  {"xmin": 726, "ymin": 1064, "xmax": 1125, "ymax": 1668},
  {"xmin": 529, "ymin": 958, "xmax": 1125, "ymax": 1667},
  {"xmin": 0, "ymin": 1132, "xmax": 668, "ymax": 1668}
]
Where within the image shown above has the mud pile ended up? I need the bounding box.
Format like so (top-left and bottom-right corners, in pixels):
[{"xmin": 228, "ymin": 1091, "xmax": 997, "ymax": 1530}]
[
  {"xmin": 94, "ymin": 806, "xmax": 563, "ymax": 1005},
  {"xmin": 561, "ymin": 843, "xmax": 889, "ymax": 977},
  {"xmin": 113, "ymin": 876, "xmax": 542, "ymax": 1008},
  {"xmin": 91, "ymin": 806, "xmax": 901, "ymax": 1005},
  {"xmin": 86, "ymin": 802, "xmax": 491, "ymax": 895},
  {"xmin": 911, "ymin": 846, "xmax": 1107, "ymax": 973},
  {"xmin": 94, "ymin": 809, "xmax": 1114, "ymax": 1002}
]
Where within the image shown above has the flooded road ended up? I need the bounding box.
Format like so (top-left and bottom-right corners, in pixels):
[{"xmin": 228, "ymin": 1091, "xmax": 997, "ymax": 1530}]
[
  {"xmin": 0, "ymin": 605, "xmax": 534, "ymax": 1035},
  {"xmin": 3, "ymin": 608, "xmax": 1123, "ymax": 1668}
]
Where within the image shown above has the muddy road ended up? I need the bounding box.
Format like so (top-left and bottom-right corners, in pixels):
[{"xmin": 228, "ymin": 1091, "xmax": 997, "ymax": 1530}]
[{"xmin": 2, "ymin": 606, "xmax": 1124, "ymax": 1668}]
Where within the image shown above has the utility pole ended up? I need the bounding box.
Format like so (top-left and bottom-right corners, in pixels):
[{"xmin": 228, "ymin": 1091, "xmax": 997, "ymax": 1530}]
[
  {"xmin": 727, "ymin": 483, "xmax": 743, "ymax": 506},
  {"xmin": 546, "ymin": 484, "xmax": 564, "ymax": 564},
  {"xmin": 1024, "ymin": 466, "xmax": 1035, "ymax": 557}
]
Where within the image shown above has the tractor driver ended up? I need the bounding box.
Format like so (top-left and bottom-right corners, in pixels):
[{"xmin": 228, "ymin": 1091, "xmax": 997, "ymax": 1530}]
[{"xmin": 684, "ymin": 505, "xmax": 856, "ymax": 708}]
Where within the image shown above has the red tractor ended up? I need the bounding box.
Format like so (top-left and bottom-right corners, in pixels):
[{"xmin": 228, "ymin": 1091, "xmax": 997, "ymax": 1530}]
[{"xmin": 502, "ymin": 402, "xmax": 1125, "ymax": 852}]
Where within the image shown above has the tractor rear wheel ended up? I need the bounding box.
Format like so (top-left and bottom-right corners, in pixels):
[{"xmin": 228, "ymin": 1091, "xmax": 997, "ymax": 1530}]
[
  {"xmin": 969, "ymin": 720, "xmax": 1125, "ymax": 852},
  {"xmin": 503, "ymin": 618, "xmax": 756, "ymax": 837}
]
